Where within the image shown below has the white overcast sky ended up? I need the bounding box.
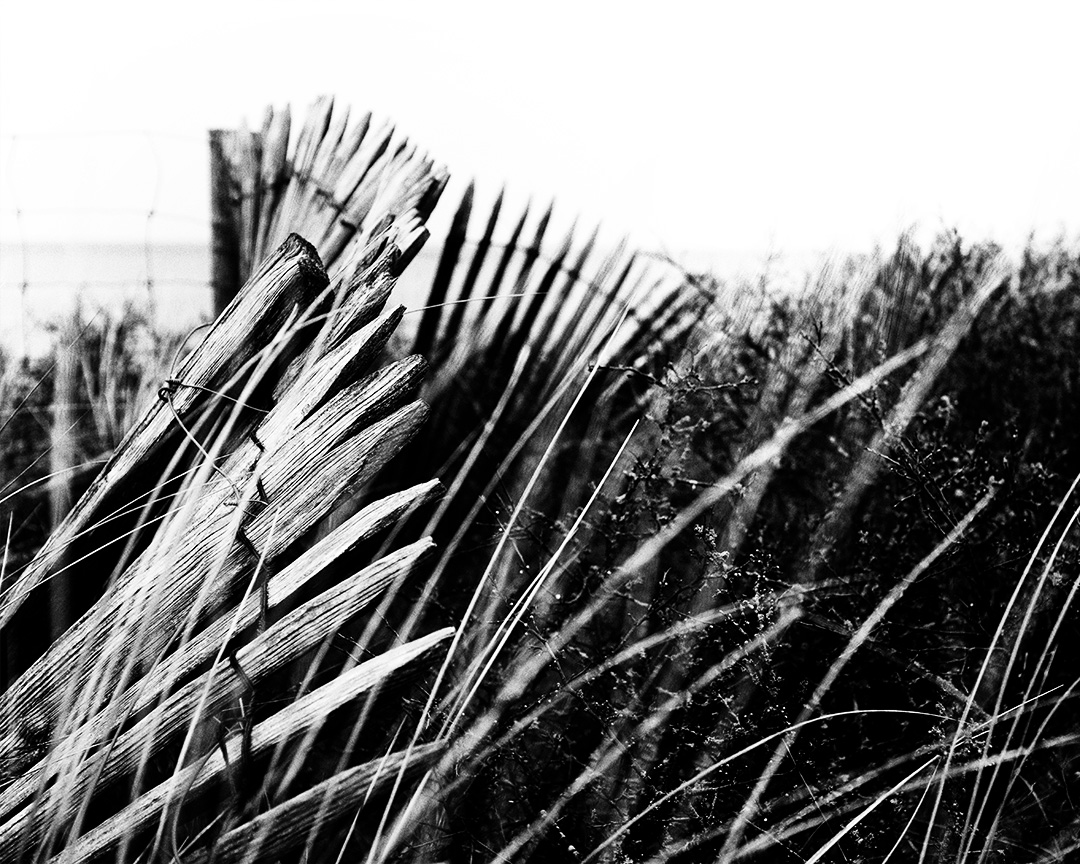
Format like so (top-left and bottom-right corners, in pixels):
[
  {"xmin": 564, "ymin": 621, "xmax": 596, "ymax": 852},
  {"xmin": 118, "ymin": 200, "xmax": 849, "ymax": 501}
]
[{"xmin": 1, "ymin": 0, "xmax": 1077, "ymax": 266}]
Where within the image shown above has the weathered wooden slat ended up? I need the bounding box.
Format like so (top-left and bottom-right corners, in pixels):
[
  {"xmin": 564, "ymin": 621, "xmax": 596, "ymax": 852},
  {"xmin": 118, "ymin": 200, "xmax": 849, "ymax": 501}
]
[
  {"xmin": 49, "ymin": 628, "xmax": 454, "ymax": 864},
  {"xmin": 265, "ymin": 97, "xmax": 336, "ymax": 253},
  {"xmin": 286, "ymin": 104, "xmax": 351, "ymax": 249},
  {"xmin": 0, "ymin": 480, "xmax": 442, "ymax": 825},
  {"xmin": 0, "ymin": 344, "xmax": 428, "ymax": 761},
  {"xmin": 412, "ymin": 181, "xmax": 473, "ymax": 359},
  {"xmin": 441, "ymin": 186, "xmax": 504, "ymax": 350},
  {"xmin": 0, "ymin": 235, "xmax": 329, "ymax": 633},
  {"xmin": 0, "ymin": 293, "xmax": 421, "ymax": 717},
  {"xmin": 268, "ymin": 245, "xmax": 403, "ymax": 402},
  {"xmin": 253, "ymin": 106, "xmax": 292, "ymax": 263},
  {"xmin": 267, "ymin": 304, "xmax": 405, "ymax": 433},
  {"xmin": 1, "ymin": 542, "xmax": 438, "ymax": 855},
  {"xmin": 320, "ymin": 152, "xmax": 445, "ymax": 267},
  {"xmin": 325, "ymin": 110, "xmax": 372, "ymax": 191},
  {"xmin": 334, "ymin": 120, "xmax": 395, "ymax": 205},
  {"xmin": 247, "ymin": 399, "xmax": 429, "ymax": 551}
]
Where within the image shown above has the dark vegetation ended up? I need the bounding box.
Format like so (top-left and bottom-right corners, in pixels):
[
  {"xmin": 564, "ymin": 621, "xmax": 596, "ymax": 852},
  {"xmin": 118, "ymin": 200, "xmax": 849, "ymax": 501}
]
[{"xmin": 376, "ymin": 230, "xmax": 1080, "ymax": 864}]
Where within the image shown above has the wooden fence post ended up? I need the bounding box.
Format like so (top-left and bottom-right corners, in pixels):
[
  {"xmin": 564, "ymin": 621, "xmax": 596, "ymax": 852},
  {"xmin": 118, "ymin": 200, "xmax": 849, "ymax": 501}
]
[
  {"xmin": 209, "ymin": 129, "xmax": 241, "ymax": 315},
  {"xmin": 48, "ymin": 312, "xmax": 78, "ymax": 641}
]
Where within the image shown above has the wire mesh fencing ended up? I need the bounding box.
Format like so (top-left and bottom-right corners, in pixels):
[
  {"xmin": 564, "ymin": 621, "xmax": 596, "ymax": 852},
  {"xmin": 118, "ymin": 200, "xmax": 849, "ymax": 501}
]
[{"xmin": 0, "ymin": 130, "xmax": 214, "ymax": 357}]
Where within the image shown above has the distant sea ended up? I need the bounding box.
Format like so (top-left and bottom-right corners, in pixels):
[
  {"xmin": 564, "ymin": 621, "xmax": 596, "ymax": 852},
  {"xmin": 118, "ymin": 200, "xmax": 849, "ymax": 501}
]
[{"xmin": 0, "ymin": 242, "xmax": 438, "ymax": 357}]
